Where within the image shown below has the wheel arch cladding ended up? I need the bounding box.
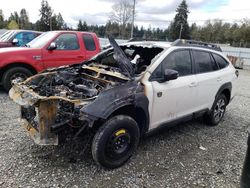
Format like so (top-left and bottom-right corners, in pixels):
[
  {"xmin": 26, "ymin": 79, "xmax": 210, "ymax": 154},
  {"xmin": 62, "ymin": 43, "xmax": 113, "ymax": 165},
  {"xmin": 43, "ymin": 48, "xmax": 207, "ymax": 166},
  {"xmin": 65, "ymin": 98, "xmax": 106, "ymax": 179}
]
[
  {"xmin": 110, "ymin": 104, "xmax": 149, "ymax": 134},
  {"xmin": 216, "ymin": 82, "xmax": 232, "ymax": 105},
  {"xmin": 81, "ymin": 81, "xmax": 150, "ymax": 133}
]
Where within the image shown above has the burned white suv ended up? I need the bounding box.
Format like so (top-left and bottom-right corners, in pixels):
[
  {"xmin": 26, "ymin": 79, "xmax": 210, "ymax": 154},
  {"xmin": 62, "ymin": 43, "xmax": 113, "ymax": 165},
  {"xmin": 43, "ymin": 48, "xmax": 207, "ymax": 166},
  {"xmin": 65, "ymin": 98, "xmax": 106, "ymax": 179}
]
[{"xmin": 10, "ymin": 38, "xmax": 238, "ymax": 168}]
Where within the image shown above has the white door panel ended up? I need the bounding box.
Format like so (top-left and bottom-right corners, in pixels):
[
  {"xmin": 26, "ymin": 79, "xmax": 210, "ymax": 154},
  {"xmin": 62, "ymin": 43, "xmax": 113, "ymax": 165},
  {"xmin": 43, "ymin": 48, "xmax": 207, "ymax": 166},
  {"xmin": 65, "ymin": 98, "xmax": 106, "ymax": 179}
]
[
  {"xmin": 150, "ymin": 75, "xmax": 198, "ymax": 129},
  {"xmin": 195, "ymin": 71, "xmax": 221, "ymax": 110}
]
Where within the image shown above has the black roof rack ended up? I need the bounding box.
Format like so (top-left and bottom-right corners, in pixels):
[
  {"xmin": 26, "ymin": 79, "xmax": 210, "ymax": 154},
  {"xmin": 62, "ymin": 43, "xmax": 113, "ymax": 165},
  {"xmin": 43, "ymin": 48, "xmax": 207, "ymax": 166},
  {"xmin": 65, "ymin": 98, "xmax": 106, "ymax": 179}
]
[
  {"xmin": 128, "ymin": 37, "xmax": 167, "ymax": 42},
  {"xmin": 172, "ymin": 39, "xmax": 222, "ymax": 52}
]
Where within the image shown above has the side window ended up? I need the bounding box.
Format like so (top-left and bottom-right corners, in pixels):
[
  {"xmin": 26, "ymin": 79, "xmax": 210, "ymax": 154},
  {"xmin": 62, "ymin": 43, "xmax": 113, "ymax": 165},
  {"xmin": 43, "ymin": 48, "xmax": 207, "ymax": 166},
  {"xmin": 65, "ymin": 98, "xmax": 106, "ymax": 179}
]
[
  {"xmin": 83, "ymin": 34, "xmax": 96, "ymax": 51},
  {"xmin": 54, "ymin": 33, "xmax": 79, "ymax": 50},
  {"xmin": 150, "ymin": 50, "xmax": 192, "ymax": 80},
  {"xmin": 212, "ymin": 53, "xmax": 229, "ymax": 69},
  {"xmin": 164, "ymin": 50, "xmax": 192, "ymax": 77},
  {"xmin": 151, "ymin": 63, "xmax": 163, "ymax": 79},
  {"xmin": 193, "ymin": 50, "xmax": 217, "ymax": 74}
]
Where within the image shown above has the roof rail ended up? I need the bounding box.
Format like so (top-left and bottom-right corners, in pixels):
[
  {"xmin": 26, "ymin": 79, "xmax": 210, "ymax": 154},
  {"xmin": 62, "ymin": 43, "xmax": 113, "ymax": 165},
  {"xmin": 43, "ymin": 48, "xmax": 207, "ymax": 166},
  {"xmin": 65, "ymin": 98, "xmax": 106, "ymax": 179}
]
[
  {"xmin": 128, "ymin": 37, "xmax": 167, "ymax": 42},
  {"xmin": 172, "ymin": 39, "xmax": 222, "ymax": 52}
]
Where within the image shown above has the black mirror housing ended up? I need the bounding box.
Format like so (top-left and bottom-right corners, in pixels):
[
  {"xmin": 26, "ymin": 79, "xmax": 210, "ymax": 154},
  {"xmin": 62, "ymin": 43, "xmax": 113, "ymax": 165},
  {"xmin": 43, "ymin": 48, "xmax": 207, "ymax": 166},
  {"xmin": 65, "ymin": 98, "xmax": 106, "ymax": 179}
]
[{"xmin": 163, "ymin": 69, "xmax": 179, "ymax": 82}]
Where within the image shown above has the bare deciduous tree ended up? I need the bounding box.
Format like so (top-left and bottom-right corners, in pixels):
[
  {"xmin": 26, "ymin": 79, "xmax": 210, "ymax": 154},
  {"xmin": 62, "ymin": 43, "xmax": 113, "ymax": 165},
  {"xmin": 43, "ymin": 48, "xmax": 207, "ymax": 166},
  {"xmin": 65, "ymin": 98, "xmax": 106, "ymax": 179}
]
[{"xmin": 110, "ymin": 0, "xmax": 133, "ymax": 38}]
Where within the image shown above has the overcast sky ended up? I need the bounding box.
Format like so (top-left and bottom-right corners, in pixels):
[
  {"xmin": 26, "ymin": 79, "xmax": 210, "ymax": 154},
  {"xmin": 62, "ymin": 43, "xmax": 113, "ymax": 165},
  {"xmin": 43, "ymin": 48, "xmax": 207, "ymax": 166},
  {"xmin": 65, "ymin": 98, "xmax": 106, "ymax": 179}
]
[{"xmin": 1, "ymin": 0, "xmax": 250, "ymax": 29}]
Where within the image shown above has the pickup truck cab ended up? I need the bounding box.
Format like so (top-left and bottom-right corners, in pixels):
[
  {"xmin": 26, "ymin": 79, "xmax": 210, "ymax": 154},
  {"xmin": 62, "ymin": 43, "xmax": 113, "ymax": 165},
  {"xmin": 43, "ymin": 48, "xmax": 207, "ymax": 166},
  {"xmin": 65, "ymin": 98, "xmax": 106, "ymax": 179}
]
[{"xmin": 0, "ymin": 31, "xmax": 101, "ymax": 90}]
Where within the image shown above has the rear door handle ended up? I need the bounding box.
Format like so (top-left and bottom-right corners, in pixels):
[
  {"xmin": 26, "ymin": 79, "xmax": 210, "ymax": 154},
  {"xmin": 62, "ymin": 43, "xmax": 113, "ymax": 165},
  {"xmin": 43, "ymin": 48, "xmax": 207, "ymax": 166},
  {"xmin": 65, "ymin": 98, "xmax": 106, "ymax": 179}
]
[{"xmin": 189, "ymin": 82, "xmax": 198, "ymax": 87}]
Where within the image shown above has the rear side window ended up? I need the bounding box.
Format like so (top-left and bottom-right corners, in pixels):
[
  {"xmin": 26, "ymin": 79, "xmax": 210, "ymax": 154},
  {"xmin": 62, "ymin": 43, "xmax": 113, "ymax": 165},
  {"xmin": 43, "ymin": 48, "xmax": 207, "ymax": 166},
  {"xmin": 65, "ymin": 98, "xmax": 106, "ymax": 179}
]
[
  {"xmin": 83, "ymin": 34, "xmax": 96, "ymax": 51},
  {"xmin": 212, "ymin": 53, "xmax": 229, "ymax": 69},
  {"xmin": 193, "ymin": 50, "xmax": 218, "ymax": 74}
]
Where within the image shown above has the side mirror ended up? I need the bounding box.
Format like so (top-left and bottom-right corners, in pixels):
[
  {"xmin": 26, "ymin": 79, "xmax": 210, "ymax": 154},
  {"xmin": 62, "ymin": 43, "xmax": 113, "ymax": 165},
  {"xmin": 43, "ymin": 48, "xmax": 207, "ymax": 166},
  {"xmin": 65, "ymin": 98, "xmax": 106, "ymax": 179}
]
[
  {"xmin": 163, "ymin": 69, "xmax": 179, "ymax": 82},
  {"xmin": 12, "ymin": 38, "xmax": 19, "ymax": 45},
  {"xmin": 48, "ymin": 42, "xmax": 57, "ymax": 50}
]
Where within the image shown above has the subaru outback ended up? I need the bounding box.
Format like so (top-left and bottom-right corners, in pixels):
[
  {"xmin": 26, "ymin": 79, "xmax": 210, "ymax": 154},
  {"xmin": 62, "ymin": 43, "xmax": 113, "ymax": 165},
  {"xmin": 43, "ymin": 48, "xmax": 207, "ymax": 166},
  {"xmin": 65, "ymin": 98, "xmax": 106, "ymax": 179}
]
[{"xmin": 10, "ymin": 38, "xmax": 238, "ymax": 168}]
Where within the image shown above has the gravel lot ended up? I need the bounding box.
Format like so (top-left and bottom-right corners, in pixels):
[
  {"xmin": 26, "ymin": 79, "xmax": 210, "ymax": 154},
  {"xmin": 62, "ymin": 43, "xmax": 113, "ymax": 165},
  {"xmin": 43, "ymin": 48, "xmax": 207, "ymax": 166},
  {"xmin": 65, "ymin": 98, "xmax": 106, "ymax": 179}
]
[{"xmin": 0, "ymin": 70, "xmax": 249, "ymax": 188}]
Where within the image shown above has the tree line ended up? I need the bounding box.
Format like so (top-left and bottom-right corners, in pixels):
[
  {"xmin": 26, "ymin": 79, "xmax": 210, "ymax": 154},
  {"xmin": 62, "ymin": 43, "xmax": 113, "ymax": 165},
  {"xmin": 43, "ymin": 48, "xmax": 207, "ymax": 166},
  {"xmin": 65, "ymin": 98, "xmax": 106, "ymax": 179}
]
[
  {"xmin": 0, "ymin": 0, "xmax": 67, "ymax": 31},
  {"xmin": 0, "ymin": 0, "xmax": 250, "ymax": 47}
]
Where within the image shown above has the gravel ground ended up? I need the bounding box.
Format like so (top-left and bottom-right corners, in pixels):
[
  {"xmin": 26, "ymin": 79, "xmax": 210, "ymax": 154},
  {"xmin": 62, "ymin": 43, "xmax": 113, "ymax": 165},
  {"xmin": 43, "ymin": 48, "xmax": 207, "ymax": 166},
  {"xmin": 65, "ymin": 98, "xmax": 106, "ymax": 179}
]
[{"xmin": 0, "ymin": 70, "xmax": 249, "ymax": 188}]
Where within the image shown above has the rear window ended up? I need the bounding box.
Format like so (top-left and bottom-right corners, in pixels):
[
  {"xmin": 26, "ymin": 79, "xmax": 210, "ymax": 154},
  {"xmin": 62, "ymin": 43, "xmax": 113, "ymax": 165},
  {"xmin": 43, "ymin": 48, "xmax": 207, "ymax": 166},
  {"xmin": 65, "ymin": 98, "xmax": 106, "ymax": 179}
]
[
  {"xmin": 83, "ymin": 34, "xmax": 96, "ymax": 51},
  {"xmin": 193, "ymin": 50, "xmax": 218, "ymax": 74},
  {"xmin": 212, "ymin": 53, "xmax": 229, "ymax": 69}
]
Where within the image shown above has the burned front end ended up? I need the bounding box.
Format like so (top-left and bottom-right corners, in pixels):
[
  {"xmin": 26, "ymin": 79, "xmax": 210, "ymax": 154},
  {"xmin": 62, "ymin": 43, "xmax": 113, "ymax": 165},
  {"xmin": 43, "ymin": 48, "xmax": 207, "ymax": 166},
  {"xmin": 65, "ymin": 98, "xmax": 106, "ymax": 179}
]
[
  {"xmin": 10, "ymin": 39, "xmax": 164, "ymax": 145},
  {"xmin": 9, "ymin": 62, "xmax": 134, "ymax": 145}
]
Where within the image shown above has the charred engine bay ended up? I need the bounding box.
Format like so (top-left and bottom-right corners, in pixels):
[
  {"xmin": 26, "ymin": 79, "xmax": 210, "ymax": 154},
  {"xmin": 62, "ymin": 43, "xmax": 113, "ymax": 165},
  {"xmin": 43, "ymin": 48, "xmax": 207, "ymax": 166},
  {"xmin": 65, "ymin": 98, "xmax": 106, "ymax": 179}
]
[
  {"xmin": 25, "ymin": 64, "xmax": 129, "ymax": 100},
  {"xmin": 24, "ymin": 44, "xmax": 164, "ymax": 101}
]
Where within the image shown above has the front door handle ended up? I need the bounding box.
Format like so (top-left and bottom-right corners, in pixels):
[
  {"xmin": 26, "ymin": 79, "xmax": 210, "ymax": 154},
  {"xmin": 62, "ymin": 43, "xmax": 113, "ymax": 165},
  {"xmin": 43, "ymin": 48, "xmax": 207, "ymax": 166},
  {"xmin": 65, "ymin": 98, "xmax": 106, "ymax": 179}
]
[
  {"xmin": 157, "ymin": 92, "xmax": 162, "ymax": 97},
  {"xmin": 189, "ymin": 82, "xmax": 198, "ymax": 87}
]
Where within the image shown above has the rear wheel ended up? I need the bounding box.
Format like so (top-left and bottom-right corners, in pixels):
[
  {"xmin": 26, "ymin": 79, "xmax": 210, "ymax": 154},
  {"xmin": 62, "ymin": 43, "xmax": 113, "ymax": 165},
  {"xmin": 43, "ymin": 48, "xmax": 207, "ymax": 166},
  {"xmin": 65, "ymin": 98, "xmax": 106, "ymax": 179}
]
[
  {"xmin": 3, "ymin": 67, "xmax": 33, "ymax": 91},
  {"xmin": 205, "ymin": 94, "xmax": 227, "ymax": 126},
  {"xmin": 92, "ymin": 115, "xmax": 140, "ymax": 169}
]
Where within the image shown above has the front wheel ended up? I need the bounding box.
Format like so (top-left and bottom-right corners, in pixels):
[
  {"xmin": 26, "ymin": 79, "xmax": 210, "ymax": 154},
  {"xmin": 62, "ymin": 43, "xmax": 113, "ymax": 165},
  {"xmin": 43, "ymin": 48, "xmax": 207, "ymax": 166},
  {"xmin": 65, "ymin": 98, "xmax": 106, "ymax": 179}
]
[
  {"xmin": 92, "ymin": 115, "xmax": 140, "ymax": 169},
  {"xmin": 205, "ymin": 94, "xmax": 227, "ymax": 126},
  {"xmin": 2, "ymin": 67, "xmax": 33, "ymax": 91}
]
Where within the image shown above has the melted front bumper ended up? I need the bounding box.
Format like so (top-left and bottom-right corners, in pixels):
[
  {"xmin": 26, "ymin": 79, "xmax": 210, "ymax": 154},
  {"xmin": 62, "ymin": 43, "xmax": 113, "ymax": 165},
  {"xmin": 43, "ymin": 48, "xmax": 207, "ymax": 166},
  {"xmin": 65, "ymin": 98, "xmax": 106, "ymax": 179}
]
[{"xmin": 10, "ymin": 85, "xmax": 59, "ymax": 145}]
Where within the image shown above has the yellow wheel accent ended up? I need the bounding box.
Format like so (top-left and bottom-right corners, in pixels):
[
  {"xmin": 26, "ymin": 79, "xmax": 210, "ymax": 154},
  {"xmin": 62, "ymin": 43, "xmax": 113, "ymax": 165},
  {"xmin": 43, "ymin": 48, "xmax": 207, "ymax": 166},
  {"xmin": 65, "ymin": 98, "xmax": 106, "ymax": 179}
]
[{"xmin": 115, "ymin": 129, "xmax": 126, "ymax": 136}]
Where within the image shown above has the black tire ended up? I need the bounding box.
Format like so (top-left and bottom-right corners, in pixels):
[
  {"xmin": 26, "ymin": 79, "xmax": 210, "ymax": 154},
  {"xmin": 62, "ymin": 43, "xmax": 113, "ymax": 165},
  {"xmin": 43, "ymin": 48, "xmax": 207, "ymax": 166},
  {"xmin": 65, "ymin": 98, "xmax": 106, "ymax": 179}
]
[
  {"xmin": 92, "ymin": 115, "xmax": 140, "ymax": 169},
  {"xmin": 205, "ymin": 94, "xmax": 227, "ymax": 126},
  {"xmin": 2, "ymin": 67, "xmax": 33, "ymax": 91}
]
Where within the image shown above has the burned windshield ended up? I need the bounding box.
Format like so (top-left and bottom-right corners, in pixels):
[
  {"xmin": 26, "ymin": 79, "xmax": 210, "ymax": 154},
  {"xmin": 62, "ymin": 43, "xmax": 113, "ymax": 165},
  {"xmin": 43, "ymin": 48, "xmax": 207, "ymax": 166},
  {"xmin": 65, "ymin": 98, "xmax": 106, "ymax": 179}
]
[
  {"xmin": 90, "ymin": 44, "xmax": 164, "ymax": 75},
  {"xmin": 21, "ymin": 42, "xmax": 164, "ymax": 100}
]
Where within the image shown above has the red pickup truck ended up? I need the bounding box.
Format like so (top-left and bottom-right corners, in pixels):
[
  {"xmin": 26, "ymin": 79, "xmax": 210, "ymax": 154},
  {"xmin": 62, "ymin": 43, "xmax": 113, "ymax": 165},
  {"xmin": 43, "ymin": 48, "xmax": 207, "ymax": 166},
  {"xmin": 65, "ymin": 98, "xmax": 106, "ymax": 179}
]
[{"xmin": 0, "ymin": 31, "xmax": 101, "ymax": 90}]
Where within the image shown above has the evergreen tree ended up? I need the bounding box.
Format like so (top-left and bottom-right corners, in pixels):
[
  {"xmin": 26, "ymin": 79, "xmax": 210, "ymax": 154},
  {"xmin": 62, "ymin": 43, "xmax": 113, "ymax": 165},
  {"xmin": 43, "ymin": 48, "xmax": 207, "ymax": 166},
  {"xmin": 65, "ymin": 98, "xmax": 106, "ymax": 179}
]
[
  {"xmin": 19, "ymin": 9, "xmax": 30, "ymax": 29},
  {"xmin": 77, "ymin": 20, "xmax": 88, "ymax": 31},
  {"xmin": 105, "ymin": 21, "xmax": 120, "ymax": 38},
  {"xmin": 51, "ymin": 13, "xmax": 66, "ymax": 30},
  {"xmin": 37, "ymin": 0, "xmax": 53, "ymax": 31},
  {"xmin": 56, "ymin": 13, "xmax": 66, "ymax": 30},
  {"xmin": 8, "ymin": 11, "xmax": 19, "ymax": 25},
  {"xmin": 169, "ymin": 0, "xmax": 190, "ymax": 40},
  {"xmin": 0, "ymin": 9, "xmax": 6, "ymax": 28},
  {"xmin": 82, "ymin": 21, "xmax": 88, "ymax": 31},
  {"xmin": 77, "ymin": 20, "xmax": 84, "ymax": 31}
]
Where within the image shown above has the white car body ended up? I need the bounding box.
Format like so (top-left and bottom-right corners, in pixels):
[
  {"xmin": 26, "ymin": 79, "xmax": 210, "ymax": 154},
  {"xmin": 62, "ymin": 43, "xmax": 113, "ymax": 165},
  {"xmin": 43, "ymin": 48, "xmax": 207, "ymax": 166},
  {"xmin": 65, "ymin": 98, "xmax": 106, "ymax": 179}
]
[{"xmin": 139, "ymin": 43, "xmax": 237, "ymax": 130}]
